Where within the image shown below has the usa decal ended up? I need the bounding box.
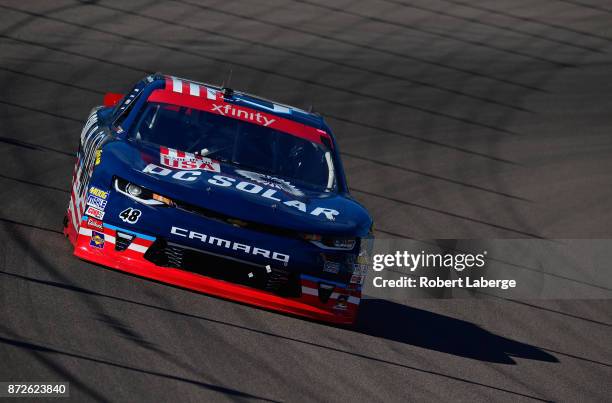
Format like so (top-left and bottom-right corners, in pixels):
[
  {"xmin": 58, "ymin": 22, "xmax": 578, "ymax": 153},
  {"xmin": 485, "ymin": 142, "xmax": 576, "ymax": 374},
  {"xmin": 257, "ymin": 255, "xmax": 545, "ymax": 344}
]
[{"xmin": 160, "ymin": 147, "xmax": 220, "ymax": 172}]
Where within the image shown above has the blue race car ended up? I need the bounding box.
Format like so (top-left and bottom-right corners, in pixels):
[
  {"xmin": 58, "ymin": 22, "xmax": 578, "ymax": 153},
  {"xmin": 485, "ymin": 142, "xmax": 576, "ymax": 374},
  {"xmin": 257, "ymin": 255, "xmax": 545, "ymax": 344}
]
[{"xmin": 64, "ymin": 74, "xmax": 373, "ymax": 324}]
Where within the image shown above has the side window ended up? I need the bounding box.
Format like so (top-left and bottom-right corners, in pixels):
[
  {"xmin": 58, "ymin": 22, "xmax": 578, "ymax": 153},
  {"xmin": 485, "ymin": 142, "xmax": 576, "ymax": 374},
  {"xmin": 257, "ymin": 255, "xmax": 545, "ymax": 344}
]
[
  {"xmin": 112, "ymin": 77, "xmax": 152, "ymax": 128},
  {"xmin": 113, "ymin": 91, "xmax": 141, "ymax": 129}
]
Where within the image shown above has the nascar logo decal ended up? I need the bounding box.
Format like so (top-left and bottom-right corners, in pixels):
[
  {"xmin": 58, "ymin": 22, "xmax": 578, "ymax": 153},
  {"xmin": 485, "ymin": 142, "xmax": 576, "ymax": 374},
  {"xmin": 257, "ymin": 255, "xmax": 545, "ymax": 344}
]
[{"xmin": 159, "ymin": 147, "xmax": 220, "ymax": 172}]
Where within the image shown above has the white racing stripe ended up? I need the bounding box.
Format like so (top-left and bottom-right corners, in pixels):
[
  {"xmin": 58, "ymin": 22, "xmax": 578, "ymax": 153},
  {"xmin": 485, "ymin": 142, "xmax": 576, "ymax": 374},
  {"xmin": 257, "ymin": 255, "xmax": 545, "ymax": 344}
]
[
  {"xmin": 172, "ymin": 78, "xmax": 183, "ymax": 93},
  {"xmin": 206, "ymin": 88, "xmax": 217, "ymax": 100},
  {"xmin": 130, "ymin": 244, "xmax": 148, "ymax": 253},
  {"xmin": 69, "ymin": 196, "xmax": 79, "ymax": 230},
  {"xmin": 189, "ymin": 82, "xmax": 200, "ymax": 96},
  {"xmin": 79, "ymin": 227, "xmax": 93, "ymax": 236}
]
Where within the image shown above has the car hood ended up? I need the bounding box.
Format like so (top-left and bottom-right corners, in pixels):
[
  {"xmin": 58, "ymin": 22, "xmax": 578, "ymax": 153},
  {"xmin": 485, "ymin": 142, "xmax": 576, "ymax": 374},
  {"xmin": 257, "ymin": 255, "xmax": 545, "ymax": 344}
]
[{"xmin": 100, "ymin": 140, "xmax": 372, "ymax": 236}]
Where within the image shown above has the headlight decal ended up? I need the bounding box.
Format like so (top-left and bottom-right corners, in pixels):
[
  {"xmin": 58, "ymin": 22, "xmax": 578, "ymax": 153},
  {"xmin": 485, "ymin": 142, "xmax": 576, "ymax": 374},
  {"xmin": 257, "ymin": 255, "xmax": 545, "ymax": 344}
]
[{"xmin": 114, "ymin": 177, "xmax": 173, "ymax": 206}]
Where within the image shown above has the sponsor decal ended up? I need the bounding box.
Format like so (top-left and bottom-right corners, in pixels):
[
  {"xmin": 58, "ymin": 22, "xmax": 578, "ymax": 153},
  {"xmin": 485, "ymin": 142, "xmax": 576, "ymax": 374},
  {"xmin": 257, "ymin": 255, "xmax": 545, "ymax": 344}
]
[
  {"xmin": 352, "ymin": 263, "xmax": 369, "ymax": 276},
  {"xmin": 85, "ymin": 206, "xmax": 105, "ymax": 219},
  {"xmin": 160, "ymin": 147, "xmax": 220, "ymax": 172},
  {"xmin": 171, "ymin": 226, "xmax": 290, "ymax": 265},
  {"xmin": 87, "ymin": 218, "xmax": 104, "ymax": 230},
  {"xmin": 350, "ymin": 274, "xmax": 364, "ymax": 285},
  {"xmin": 95, "ymin": 149, "xmax": 102, "ymax": 165},
  {"xmin": 334, "ymin": 295, "xmax": 349, "ymax": 310},
  {"xmin": 143, "ymin": 163, "xmax": 201, "ymax": 182},
  {"xmin": 119, "ymin": 207, "xmax": 142, "ymax": 224},
  {"xmin": 356, "ymin": 255, "xmax": 369, "ymax": 264},
  {"xmin": 211, "ymin": 104, "xmax": 275, "ymax": 127},
  {"xmin": 89, "ymin": 186, "xmax": 108, "ymax": 200},
  {"xmin": 235, "ymin": 170, "xmax": 304, "ymax": 197},
  {"xmin": 141, "ymin": 165, "xmax": 340, "ymax": 220},
  {"xmin": 208, "ymin": 175, "xmax": 339, "ymax": 220},
  {"xmin": 323, "ymin": 261, "xmax": 341, "ymax": 274},
  {"xmin": 90, "ymin": 231, "xmax": 105, "ymax": 249},
  {"xmin": 86, "ymin": 194, "xmax": 107, "ymax": 210}
]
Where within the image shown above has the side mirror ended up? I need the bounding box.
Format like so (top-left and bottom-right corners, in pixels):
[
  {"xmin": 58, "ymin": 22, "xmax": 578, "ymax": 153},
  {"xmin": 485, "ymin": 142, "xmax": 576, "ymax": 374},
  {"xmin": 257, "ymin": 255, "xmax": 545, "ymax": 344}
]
[{"xmin": 103, "ymin": 92, "xmax": 124, "ymax": 107}]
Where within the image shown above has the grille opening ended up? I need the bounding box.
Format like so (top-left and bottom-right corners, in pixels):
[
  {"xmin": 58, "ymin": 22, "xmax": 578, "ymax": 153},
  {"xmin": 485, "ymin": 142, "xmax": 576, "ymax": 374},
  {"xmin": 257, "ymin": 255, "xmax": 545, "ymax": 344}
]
[
  {"xmin": 115, "ymin": 232, "xmax": 134, "ymax": 252},
  {"xmin": 144, "ymin": 239, "xmax": 301, "ymax": 297}
]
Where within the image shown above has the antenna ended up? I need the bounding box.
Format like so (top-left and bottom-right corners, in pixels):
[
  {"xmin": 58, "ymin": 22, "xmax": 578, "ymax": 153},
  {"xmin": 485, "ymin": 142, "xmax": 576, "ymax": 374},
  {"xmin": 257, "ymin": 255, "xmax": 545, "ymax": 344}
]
[
  {"xmin": 221, "ymin": 67, "xmax": 234, "ymax": 98},
  {"xmin": 221, "ymin": 67, "xmax": 233, "ymax": 89}
]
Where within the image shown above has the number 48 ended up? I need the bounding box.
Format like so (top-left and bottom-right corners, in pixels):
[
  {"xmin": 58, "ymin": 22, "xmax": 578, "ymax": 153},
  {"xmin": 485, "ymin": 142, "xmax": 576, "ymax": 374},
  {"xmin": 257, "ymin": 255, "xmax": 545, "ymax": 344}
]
[{"xmin": 119, "ymin": 208, "xmax": 141, "ymax": 223}]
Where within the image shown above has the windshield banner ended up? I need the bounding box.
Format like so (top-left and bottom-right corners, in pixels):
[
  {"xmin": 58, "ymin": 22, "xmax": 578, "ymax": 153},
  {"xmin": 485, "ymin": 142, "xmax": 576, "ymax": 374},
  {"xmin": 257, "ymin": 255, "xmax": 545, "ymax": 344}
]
[{"xmin": 148, "ymin": 86, "xmax": 331, "ymax": 147}]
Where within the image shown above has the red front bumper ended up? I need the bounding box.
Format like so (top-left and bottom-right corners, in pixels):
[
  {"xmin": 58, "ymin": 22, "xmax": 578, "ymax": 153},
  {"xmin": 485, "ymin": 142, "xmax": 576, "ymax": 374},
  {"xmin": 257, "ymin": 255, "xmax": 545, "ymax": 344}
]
[{"xmin": 64, "ymin": 218, "xmax": 360, "ymax": 325}]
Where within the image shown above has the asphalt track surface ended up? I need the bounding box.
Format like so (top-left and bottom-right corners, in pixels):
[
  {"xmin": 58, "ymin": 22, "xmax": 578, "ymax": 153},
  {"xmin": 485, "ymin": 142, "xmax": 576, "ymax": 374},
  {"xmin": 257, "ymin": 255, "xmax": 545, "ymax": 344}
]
[{"xmin": 0, "ymin": 0, "xmax": 611, "ymax": 401}]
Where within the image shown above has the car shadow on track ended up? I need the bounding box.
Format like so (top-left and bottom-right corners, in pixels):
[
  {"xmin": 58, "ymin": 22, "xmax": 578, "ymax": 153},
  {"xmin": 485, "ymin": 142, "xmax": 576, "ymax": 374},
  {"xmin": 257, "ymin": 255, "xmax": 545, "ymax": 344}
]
[
  {"xmin": 0, "ymin": 266, "xmax": 557, "ymax": 367},
  {"xmin": 355, "ymin": 298, "xmax": 558, "ymax": 365}
]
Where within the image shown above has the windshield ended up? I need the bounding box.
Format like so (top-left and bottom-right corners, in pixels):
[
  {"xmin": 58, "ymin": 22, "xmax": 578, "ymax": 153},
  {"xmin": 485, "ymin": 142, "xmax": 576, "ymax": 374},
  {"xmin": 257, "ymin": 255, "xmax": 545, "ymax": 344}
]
[{"xmin": 129, "ymin": 102, "xmax": 336, "ymax": 192}]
